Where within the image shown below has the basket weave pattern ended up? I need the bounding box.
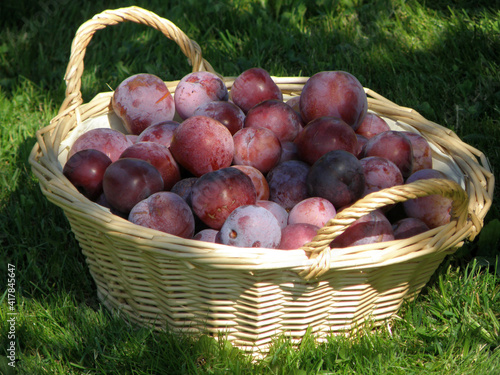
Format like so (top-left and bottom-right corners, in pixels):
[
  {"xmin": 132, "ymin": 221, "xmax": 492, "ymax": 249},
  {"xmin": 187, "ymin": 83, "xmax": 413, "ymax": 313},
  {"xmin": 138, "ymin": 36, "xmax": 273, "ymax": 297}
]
[{"xmin": 29, "ymin": 7, "xmax": 494, "ymax": 355}]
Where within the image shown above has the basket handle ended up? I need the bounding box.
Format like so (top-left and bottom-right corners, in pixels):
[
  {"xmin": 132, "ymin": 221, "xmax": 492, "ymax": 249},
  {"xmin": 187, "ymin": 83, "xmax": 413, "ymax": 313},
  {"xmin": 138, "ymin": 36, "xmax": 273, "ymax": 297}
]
[
  {"xmin": 59, "ymin": 6, "xmax": 216, "ymax": 116},
  {"xmin": 299, "ymin": 178, "xmax": 475, "ymax": 280}
]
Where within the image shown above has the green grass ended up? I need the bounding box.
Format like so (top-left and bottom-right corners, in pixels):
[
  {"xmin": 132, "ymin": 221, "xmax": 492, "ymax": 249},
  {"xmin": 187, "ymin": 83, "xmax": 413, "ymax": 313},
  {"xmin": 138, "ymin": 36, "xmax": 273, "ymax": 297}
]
[{"xmin": 1, "ymin": 0, "xmax": 499, "ymax": 373}]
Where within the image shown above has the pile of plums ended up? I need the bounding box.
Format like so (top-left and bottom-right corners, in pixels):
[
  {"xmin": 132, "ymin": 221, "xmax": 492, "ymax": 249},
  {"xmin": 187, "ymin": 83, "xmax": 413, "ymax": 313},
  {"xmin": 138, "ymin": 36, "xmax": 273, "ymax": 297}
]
[{"xmin": 63, "ymin": 68, "xmax": 454, "ymax": 250}]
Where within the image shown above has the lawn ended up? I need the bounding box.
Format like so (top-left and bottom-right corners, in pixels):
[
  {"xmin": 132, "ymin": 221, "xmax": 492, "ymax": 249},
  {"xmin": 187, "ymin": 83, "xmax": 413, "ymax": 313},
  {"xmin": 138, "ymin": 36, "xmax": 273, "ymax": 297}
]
[{"xmin": 1, "ymin": 0, "xmax": 499, "ymax": 374}]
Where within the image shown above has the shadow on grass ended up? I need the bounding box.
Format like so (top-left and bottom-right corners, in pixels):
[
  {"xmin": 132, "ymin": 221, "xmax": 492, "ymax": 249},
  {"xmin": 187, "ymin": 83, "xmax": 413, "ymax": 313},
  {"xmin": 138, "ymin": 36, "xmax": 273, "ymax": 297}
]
[
  {"xmin": 1, "ymin": 135, "xmax": 96, "ymax": 303},
  {"xmin": 424, "ymin": 0, "xmax": 499, "ymax": 14}
]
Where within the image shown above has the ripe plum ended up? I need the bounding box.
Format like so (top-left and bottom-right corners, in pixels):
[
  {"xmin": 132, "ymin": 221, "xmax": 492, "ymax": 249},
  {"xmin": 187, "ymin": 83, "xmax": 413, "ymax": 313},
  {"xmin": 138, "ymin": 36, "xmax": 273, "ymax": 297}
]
[
  {"xmin": 295, "ymin": 116, "xmax": 358, "ymax": 165},
  {"xmin": 355, "ymin": 113, "xmax": 390, "ymax": 139},
  {"xmin": 171, "ymin": 177, "xmax": 198, "ymax": 205},
  {"xmin": 194, "ymin": 228, "xmax": 219, "ymax": 242},
  {"xmin": 285, "ymin": 95, "xmax": 301, "ymax": 114},
  {"xmin": 174, "ymin": 71, "xmax": 229, "ymax": 120},
  {"xmin": 63, "ymin": 149, "xmax": 112, "ymax": 201},
  {"xmin": 402, "ymin": 169, "xmax": 453, "ymax": 228},
  {"xmin": 330, "ymin": 209, "xmax": 394, "ymax": 248},
  {"xmin": 392, "ymin": 217, "xmax": 430, "ymax": 239},
  {"xmin": 68, "ymin": 128, "xmax": 133, "ymax": 162},
  {"xmin": 231, "ymin": 165, "xmax": 270, "ymax": 200},
  {"xmin": 218, "ymin": 205, "xmax": 281, "ymax": 248},
  {"xmin": 193, "ymin": 100, "xmax": 245, "ymax": 135},
  {"xmin": 169, "ymin": 116, "xmax": 234, "ymax": 176},
  {"xmin": 191, "ymin": 167, "xmax": 257, "ymax": 229},
  {"xmin": 232, "ymin": 127, "xmax": 281, "ymax": 174},
  {"xmin": 112, "ymin": 73, "xmax": 175, "ymax": 135},
  {"xmin": 401, "ymin": 132, "xmax": 433, "ymax": 172},
  {"xmin": 119, "ymin": 142, "xmax": 180, "ymax": 190},
  {"xmin": 362, "ymin": 130, "xmax": 414, "ymax": 178},
  {"xmin": 103, "ymin": 158, "xmax": 164, "ymax": 213},
  {"xmin": 267, "ymin": 160, "xmax": 310, "ymax": 211},
  {"xmin": 229, "ymin": 67, "xmax": 282, "ymax": 113},
  {"xmin": 136, "ymin": 121, "xmax": 179, "ymax": 148},
  {"xmin": 299, "ymin": 71, "xmax": 367, "ymax": 129},
  {"xmin": 307, "ymin": 150, "xmax": 365, "ymax": 209},
  {"xmin": 244, "ymin": 99, "xmax": 303, "ymax": 142},
  {"xmin": 288, "ymin": 197, "xmax": 336, "ymax": 228},
  {"xmin": 279, "ymin": 223, "xmax": 319, "ymax": 250},
  {"xmin": 256, "ymin": 200, "xmax": 289, "ymax": 229},
  {"xmin": 128, "ymin": 191, "xmax": 195, "ymax": 238},
  {"xmin": 360, "ymin": 156, "xmax": 404, "ymax": 196}
]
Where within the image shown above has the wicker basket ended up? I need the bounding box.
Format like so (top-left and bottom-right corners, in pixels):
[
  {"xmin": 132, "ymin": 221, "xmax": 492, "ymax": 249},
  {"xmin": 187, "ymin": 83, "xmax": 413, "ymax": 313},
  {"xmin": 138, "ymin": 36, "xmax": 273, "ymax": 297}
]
[{"xmin": 29, "ymin": 6, "xmax": 494, "ymax": 356}]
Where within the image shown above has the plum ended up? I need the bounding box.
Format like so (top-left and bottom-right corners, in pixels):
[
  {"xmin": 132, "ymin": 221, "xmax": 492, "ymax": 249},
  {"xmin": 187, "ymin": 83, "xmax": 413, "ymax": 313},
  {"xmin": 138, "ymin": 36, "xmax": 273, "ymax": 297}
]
[
  {"xmin": 232, "ymin": 127, "xmax": 282, "ymax": 174},
  {"xmin": 244, "ymin": 99, "xmax": 303, "ymax": 142},
  {"xmin": 174, "ymin": 71, "xmax": 228, "ymax": 120},
  {"xmin": 360, "ymin": 156, "xmax": 404, "ymax": 196},
  {"xmin": 103, "ymin": 158, "xmax": 164, "ymax": 214},
  {"xmin": 119, "ymin": 142, "xmax": 180, "ymax": 190},
  {"xmin": 267, "ymin": 160, "xmax": 310, "ymax": 211},
  {"xmin": 170, "ymin": 177, "xmax": 198, "ymax": 206},
  {"xmin": 68, "ymin": 128, "xmax": 133, "ymax": 163},
  {"xmin": 63, "ymin": 149, "xmax": 112, "ymax": 201},
  {"xmin": 136, "ymin": 120, "xmax": 179, "ymax": 148},
  {"xmin": 355, "ymin": 134, "xmax": 368, "ymax": 158},
  {"xmin": 112, "ymin": 73, "xmax": 175, "ymax": 135},
  {"xmin": 295, "ymin": 116, "xmax": 358, "ymax": 165},
  {"xmin": 392, "ymin": 217, "xmax": 430, "ymax": 239},
  {"xmin": 279, "ymin": 223, "xmax": 320, "ymax": 250},
  {"xmin": 362, "ymin": 130, "xmax": 414, "ymax": 178},
  {"xmin": 402, "ymin": 169, "xmax": 453, "ymax": 228},
  {"xmin": 231, "ymin": 165, "xmax": 270, "ymax": 200},
  {"xmin": 330, "ymin": 209, "xmax": 394, "ymax": 248},
  {"xmin": 194, "ymin": 228, "xmax": 219, "ymax": 243},
  {"xmin": 218, "ymin": 205, "xmax": 281, "ymax": 248},
  {"xmin": 193, "ymin": 100, "xmax": 245, "ymax": 135},
  {"xmin": 256, "ymin": 200, "xmax": 289, "ymax": 229},
  {"xmin": 299, "ymin": 70, "xmax": 367, "ymax": 130},
  {"xmin": 128, "ymin": 191, "xmax": 195, "ymax": 238},
  {"xmin": 288, "ymin": 197, "xmax": 337, "ymax": 228},
  {"xmin": 285, "ymin": 95, "xmax": 301, "ymax": 114},
  {"xmin": 401, "ymin": 131, "xmax": 433, "ymax": 172},
  {"xmin": 230, "ymin": 67, "xmax": 282, "ymax": 113},
  {"xmin": 191, "ymin": 167, "xmax": 257, "ymax": 230},
  {"xmin": 306, "ymin": 150, "xmax": 365, "ymax": 209},
  {"xmin": 170, "ymin": 115, "xmax": 234, "ymax": 177},
  {"xmin": 355, "ymin": 113, "xmax": 390, "ymax": 139}
]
